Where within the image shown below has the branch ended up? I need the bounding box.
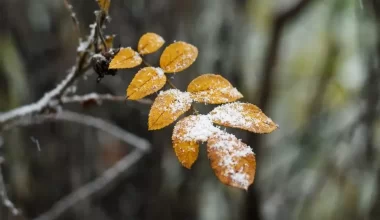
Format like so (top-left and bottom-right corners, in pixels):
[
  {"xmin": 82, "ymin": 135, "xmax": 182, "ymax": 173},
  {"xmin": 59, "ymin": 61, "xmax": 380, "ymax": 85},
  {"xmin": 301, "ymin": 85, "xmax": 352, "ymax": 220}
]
[
  {"xmin": 258, "ymin": 0, "xmax": 314, "ymax": 111},
  {"xmin": 33, "ymin": 149, "xmax": 145, "ymax": 220},
  {"xmin": 0, "ymin": 163, "xmax": 21, "ymax": 216},
  {"xmin": 61, "ymin": 93, "xmax": 152, "ymax": 105},
  {"xmin": 0, "ymin": 38, "xmax": 93, "ymax": 131},
  {"xmin": 245, "ymin": 1, "xmax": 315, "ymax": 220},
  {"xmin": 63, "ymin": 0, "xmax": 81, "ymax": 39},
  {"xmin": 3, "ymin": 110, "xmax": 150, "ymax": 152}
]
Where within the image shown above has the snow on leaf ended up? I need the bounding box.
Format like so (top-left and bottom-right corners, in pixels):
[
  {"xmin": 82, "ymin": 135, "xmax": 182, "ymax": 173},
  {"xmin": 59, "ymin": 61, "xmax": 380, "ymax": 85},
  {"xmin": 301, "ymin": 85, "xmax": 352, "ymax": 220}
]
[
  {"xmin": 187, "ymin": 74, "xmax": 243, "ymax": 104},
  {"xmin": 172, "ymin": 115, "xmax": 221, "ymax": 168},
  {"xmin": 172, "ymin": 115, "xmax": 221, "ymax": 143},
  {"xmin": 96, "ymin": 0, "xmax": 111, "ymax": 14},
  {"xmin": 148, "ymin": 89, "xmax": 193, "ymax": 130},
  {"xmin": 159, "ymin": 41, "xmax": 198, "ymax": 73},
  {"xmin": 109, "ymin": 47, "xmax": 142, "ymax": 69},
  {"xmin": 208, "ymin": 102, "xmax": 279, "ymax": 134},
  {"xmin": 207, "ymin": 132, "xmax": 256, "ymax": 190},
  {"xmin": 138, "ymin": 32, "xmax": 165, "ymax": 55},
  {"xmin": 173, "ymin": 141, "xmax": 199, "ymax": 169},
  {"xmin": 127, "ymin": 67, "xmax": 167, "ymax": 100}
]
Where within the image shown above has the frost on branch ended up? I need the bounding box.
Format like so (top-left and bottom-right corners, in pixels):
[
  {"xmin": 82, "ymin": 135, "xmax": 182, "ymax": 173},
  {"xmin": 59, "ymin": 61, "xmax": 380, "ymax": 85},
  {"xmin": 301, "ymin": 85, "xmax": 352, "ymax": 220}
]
[
  {"xmin": 187, "ymin": 74, "xmax": 243, "ymax": 104},
  {"xmin": 208, "ymin": 102, "xmax": 279, "ymax": 134},
  {"xmin": 127, "ymin": 67, "xmax": 166, "ymax": 100},
  {"xmin": 109, "ymin": 47, "xmax": 142, "ymax": 69},
  {"xmin": 159, "ymin": 41, "xmax": 198, "ymax": 73},
  {"xmin": 207, "ymin": 132, "xmax": 256, "ymax": 190},
  {"xmin": 148, "ymin": 89, "xmax": 193, "ymax": 130},
  {"xmin": 138, "ymin": 32, "xmax": 165, "ymax": 55},
  {"xmin": 172, "ymin": 115, "xmax": 221, "ymax": 168}
]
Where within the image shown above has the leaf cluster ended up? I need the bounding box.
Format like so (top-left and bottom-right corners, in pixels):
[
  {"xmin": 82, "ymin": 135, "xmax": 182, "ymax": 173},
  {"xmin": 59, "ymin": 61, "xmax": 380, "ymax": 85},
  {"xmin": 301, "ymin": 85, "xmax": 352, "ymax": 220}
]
[{"xmin": 96, "ymin": 0, "xmax": 279, "ymax": 190}]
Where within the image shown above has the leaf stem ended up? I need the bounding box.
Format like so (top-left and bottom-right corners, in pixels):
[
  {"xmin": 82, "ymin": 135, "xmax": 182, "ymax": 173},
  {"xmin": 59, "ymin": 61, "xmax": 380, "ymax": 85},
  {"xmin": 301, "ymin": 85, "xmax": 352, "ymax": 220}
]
[{"xmin": 141, "ymin": 57, "xmax": 199, "ymax": 114}]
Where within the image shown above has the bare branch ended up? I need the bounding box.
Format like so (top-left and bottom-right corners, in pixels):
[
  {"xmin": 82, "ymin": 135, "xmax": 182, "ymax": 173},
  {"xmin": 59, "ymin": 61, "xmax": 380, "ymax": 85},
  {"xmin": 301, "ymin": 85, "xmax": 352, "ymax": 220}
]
[
  {"xmin": 33, "ymin": 149, "xmax": 145, "ymax": 220},
  {"xmin": 63, "ymin": 0, "xmax": 81, "ymax": 39},
  {"xmin": 0, "ymin": 61, "xmax": 92, "ymax": 131},
  {"xmin": 61, "ymin": 93, "xmax": 153, "ymax": 105},
  {"xmin": 0, "ymin": 164, "xmax": 21, "ymax": 216},
  {"xmin": 30, "ymin": 136, "xmax": 41, "ymax": 152},
  {"xmin": 3, "ymin": 110, "xmax": 150, "ymax": 152}
]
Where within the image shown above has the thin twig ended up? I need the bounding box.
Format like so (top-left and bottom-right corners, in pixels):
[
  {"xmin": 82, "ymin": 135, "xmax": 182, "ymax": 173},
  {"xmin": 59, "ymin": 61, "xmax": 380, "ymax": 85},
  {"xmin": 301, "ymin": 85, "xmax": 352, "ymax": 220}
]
[
  {"xmin": 0, "ymin": 165, "xmax": 21, "ymax": 216},
  {"xmin": 167, "ymin": 79, "xmax": 178, "ymax": 89},
  {"xmin": 33, "ymin": 149, "xmax": 145, "ymax": 220},
  {"xmin": 63, "ymin": 0, "xmax": 81, "ymax": 39},
  {"xmin": 0, "ymin": 21, "xmax": 96, "ymax": 130},
  {"xmin": 61, "ymin": 93, "xmax": 152, "ymax": 105},
  {"xmin": 30, "ymin": 136, "xmax": 41, "ymax": 152},
  {"xmin": 3, "ymin": 111, "xmax": 150, "ymax": 152},
  {"xmin": 94, "ymin": 11, "xmax": 108, "ymax": 52}
]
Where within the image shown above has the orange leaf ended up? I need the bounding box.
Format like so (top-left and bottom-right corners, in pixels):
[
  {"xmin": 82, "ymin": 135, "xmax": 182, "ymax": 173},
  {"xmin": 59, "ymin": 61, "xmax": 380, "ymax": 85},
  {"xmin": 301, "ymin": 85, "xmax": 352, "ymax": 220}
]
[
  {"xmin": 208, "ymin": 102, "xmax": 279, "ymax": 133},
  {"xmin": 96, "ymin": 0, "xmax": 111, "ymax": 14},
  {"xmin": 187, "ymin": 74, "xmax": 243, "ymax": 104},
  {"xmin": 109, "ymin": 47, "xmax": 142, "ymax": 69},
  {"xmin": 159, "ymin": 41, "xmax": 198, "ymax": 73},
  {"xmin": 173, "ymin": 141, "xmax": 199, "ymax": 169},
  {"xmin": 127, "ymin": 67, "xmax": 167, "ymax": 100},
  {"xmin": 172, "ymin": 115, "xmax": 221, "ymax": 168},
  {"xmin": 172, "ymin": 115, "xmax": 221, "ymax": 143},
  {"xmin": 148, "ymin": 89, "xmax": 193, "ymax": 130},
  {"xmin": 138, "ymin": 33, "xmax": 165, "ymax": 55},
  {"xmin": 207, "ymin": 132, "xmax": 256, "ymax": 190}
]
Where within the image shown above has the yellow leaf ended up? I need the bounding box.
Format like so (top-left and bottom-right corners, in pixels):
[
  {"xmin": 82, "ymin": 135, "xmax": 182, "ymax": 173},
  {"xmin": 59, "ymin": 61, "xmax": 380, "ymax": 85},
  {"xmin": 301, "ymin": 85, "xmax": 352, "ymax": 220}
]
[
  {"xmin": 159, "ymin": 41, "xmax": 198, "ymax": 73},
  {"xmin": 109, "ymin": 47, "xmax": 142, "ymax": 69},
  {"xmin": 172, "ymin": 115, "xmax": 221, "ymax": 142},
  {"xmin": 127, "ymin": 67, "xmax": 167, "ymax": 100},
  {"xmin": 207, "ymin": 132, "xmax": 256, "ymax": 190},
  {"xmin": 208, "ymin": 102, "xmax": 279, "ymax": 133},
  {"xmin": 187, "ymin": 74, "xmax": 243, "ymax": 104},
  {"xmin": 148, "ymin": 89, "xmax": 193, "ymax": 130},
  {"xmin": 138, "ymin": 33, "xmax": 165, "ymax": 55},
  {"xmin": 96, "ymin": 0, "xmax": 111, "ymax": 14},
  {"xmin": 173, "ymin": 141, "xmax": 199, "ymax": 169},
  {"xmin": 172, "ymin": 115, "xmax": 221, "ymax": 168}
]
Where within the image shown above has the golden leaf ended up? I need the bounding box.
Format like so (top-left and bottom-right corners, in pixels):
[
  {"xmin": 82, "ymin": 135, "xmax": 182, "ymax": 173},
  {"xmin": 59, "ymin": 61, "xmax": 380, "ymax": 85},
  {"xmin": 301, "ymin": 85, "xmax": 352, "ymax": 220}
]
[
  {"xmin": 159, "ymin": 41, "xmax": 198, "ymax": 73},
  {"xmin": 208, "ymin": 102, "xmax": 279, "ymax": 133},
  {"xmin": 96, "ymin": 0, "xmax": 111, "ymax": 14},
  {"xmin": 207, "ymin": 132, "xmax": 256, "ymax": 190},
  {"xmin": 148, "ymin": 89, "xmax": 193, "ymax": 130},
  {"xmin": 171, "ymin": 115, "xmax": 221, "ymax": 168},
  {"xmin": 127, "ymin": 67, "xmax": 167, "ymax": 100},
  {"xmin": 138, "ymin": 33, "xmax": 165, "ymax": 55},
  {"xmin": 109, "ymin": 47, "xmax": 142, "ymax": 69},
  {"xmin": 172, "ymin": 115, "xmax": 221, "ymax": 143},
  {"xmin": 173, "ymin": 141, "xmax": 199, "ymax": 169},
  {"xmin": 187, "ymin": 74, "xmax": 243, "ymax": 104}
]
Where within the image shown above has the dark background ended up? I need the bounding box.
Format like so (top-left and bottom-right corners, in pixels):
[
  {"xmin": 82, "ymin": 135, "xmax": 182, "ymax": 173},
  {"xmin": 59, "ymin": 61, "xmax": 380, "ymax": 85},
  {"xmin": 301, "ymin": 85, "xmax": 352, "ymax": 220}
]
[{"xmin": 1, "ymin": 0, "xmax": 380, "ymax": 220}]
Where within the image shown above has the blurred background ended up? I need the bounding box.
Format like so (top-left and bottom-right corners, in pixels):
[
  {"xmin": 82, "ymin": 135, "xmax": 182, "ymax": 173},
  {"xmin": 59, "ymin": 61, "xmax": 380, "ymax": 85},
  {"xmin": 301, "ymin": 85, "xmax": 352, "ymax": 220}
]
[{"xmin": 0, "ymin": 0, "xmax": 379, "ymax": 219}]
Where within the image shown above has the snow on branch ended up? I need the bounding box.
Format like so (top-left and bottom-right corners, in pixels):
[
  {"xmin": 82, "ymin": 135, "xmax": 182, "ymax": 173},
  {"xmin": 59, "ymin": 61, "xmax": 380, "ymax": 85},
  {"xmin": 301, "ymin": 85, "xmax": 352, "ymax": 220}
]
[{"xmin": 61, "ymin": 93, "xmax": 152, "ymax": 105}]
